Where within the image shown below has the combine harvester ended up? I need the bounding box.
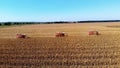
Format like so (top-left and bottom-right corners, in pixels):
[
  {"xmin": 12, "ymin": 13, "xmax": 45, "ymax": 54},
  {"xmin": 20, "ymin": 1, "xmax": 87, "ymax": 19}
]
[
  {"xmin": 55, "ymin": 32, "xmax": 68, "ymax": 37},
  {"xmin": 16, "ymin": 34, "xmax": 30, "ymax": 38},
  {"xmin": 88, "ymin": 31, "xmax": 100, "ymax": 35}
]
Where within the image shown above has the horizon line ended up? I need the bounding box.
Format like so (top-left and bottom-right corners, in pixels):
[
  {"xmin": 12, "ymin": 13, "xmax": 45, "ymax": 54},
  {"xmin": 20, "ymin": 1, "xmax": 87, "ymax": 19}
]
[{"xmin": 0, "ymin": 20, "xmax": 120, "ymax": 23}]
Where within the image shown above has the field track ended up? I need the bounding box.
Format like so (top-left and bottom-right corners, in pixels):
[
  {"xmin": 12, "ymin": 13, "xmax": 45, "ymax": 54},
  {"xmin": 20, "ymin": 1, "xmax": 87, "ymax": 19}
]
[{"xmin": 0, "ymin": 23, "xmax": 120, "ymax": 68}]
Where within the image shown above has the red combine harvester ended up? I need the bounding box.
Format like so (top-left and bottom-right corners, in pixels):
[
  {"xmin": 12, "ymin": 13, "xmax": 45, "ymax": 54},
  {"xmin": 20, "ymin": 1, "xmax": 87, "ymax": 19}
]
[
  {"xmin": 55, "ymin": 32, "xmax": 66, "ymax": 37},
  {"xmin": 89, "ymin": 31, "xmax": 100, "ymax": 35},
  {"xmin": 16, "ymin": 34, "xmax": 27, "ymax": 38}
]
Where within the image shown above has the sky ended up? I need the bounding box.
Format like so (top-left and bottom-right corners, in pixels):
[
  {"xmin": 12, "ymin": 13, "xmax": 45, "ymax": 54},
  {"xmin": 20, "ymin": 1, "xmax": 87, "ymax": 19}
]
[{"xmin": 0, "ymin": 0, "xmax": 120, "ymax": 22}]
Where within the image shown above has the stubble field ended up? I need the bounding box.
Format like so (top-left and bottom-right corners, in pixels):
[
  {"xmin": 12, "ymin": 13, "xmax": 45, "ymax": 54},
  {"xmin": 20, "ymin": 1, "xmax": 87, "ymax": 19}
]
[{"xmin": 0, "ymin": 23, "xmax": 120, "ymax": 68}]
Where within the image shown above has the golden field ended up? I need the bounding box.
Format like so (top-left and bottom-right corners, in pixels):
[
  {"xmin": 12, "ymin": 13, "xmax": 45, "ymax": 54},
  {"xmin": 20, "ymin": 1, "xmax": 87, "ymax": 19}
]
[{"xmin": 0, "ymin": 22, "xmax": 120, "ymax": 68}]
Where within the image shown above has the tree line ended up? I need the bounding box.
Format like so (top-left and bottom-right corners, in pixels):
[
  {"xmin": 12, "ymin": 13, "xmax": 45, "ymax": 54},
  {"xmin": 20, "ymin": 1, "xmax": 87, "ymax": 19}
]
[
  {"xmin": 0, "ymin": 20, "xmax": 120, "ymax": 26},
  {"xmin": 0, "ymin": 22, "xmax": 42, "ymax": 26}
]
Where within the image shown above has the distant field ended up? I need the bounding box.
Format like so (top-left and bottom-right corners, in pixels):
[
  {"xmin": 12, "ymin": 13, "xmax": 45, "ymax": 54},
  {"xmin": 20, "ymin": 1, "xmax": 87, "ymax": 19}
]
[{"xmin": 0, "ymin": 22, "xmax": 120, "ymax": 68}]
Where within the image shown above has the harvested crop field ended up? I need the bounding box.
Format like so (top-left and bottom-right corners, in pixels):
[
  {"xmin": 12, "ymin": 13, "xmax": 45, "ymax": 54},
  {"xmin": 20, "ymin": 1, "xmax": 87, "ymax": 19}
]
[{"xmin": 0, "ymin": 23, "xmax": 120, "ymax": 68}]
